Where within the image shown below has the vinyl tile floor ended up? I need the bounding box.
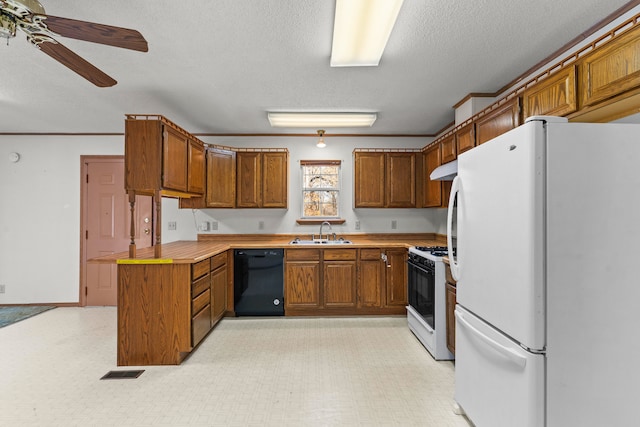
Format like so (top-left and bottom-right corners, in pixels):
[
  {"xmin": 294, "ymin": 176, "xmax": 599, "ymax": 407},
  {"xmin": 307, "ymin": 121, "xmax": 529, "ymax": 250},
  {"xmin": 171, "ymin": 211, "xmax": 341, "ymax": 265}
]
[{"xmin": 0, "ymin": 307, "xmax": 472, "ymax": 427}]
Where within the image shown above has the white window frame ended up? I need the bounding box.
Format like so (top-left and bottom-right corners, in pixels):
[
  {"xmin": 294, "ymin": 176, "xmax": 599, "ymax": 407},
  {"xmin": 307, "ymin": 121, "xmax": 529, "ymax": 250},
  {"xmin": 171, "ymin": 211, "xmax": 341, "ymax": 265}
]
[{"xmin": 300, "ymin": 160, "xmax": 342, "ymax": 219}]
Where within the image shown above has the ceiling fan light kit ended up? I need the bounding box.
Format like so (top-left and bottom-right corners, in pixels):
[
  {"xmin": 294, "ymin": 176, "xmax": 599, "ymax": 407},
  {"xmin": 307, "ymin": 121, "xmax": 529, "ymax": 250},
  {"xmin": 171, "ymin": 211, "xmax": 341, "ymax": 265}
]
[
  {"xmin": 330, "ymin": 0, "xmax": 404, "ymax": 67},
  {"xmin": 268, "ymin": 112, "xmax": 377, "ymax": 128},
  {"xmin": 0, "ymin": 0, "xmax": 148, "ymax": 86}
]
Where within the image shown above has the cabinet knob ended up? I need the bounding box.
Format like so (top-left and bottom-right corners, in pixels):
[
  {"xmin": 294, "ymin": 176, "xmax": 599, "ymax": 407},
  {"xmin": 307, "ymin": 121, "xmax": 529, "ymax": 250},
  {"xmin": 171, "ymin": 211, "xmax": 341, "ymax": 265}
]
[{"xmin": 144, "ymin": 228, "xmax": 150, "ymax": 235}]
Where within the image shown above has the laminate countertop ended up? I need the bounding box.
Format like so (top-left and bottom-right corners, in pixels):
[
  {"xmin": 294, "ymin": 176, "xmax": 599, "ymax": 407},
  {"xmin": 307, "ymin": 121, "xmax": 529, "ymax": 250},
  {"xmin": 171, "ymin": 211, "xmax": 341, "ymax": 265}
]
[{"xmin": 91, "ymin": 233, "xmax": 446, "ymax": 264}]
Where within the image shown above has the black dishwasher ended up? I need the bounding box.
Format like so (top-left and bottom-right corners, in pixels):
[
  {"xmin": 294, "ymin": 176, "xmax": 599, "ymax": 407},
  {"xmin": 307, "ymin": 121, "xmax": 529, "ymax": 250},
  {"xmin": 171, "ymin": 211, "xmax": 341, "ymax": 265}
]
[{"xmin": 233, "ymin": 249, "xmax": 284, "ymax": 316}]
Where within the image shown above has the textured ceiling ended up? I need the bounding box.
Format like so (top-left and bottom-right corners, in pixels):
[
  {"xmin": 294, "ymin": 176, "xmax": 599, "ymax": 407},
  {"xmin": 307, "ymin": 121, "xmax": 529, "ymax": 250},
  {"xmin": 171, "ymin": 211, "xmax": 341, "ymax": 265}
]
[{"xmin": 0, "ymin": 0, "xmax": 634, "ymax": 135}]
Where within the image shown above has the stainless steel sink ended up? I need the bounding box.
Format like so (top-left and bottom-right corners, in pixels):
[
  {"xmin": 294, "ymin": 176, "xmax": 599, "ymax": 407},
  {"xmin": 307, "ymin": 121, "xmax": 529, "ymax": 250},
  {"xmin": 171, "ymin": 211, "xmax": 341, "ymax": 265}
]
[{"xmin": 289, "ymin": 238, "xmax": 352, "ymax": 245}]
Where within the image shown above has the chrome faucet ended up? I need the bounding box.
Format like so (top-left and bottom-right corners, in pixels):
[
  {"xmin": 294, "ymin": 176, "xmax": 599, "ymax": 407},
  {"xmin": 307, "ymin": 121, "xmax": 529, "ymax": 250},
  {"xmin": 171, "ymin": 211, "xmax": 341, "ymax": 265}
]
[{"xmin": 319, "ymin": 221, "xmax": 332, "ymax": 241}]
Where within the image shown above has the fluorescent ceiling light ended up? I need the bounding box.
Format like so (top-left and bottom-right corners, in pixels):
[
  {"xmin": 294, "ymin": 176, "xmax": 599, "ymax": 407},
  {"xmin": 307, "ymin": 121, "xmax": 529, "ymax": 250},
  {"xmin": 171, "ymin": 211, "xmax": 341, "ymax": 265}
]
[
  {"xmin": 331, "ymin": 0, "xmax": 404, "ymax": 67},
  {"xmin": 268, "ymin": 112, "xmax": 377, "ymax": 128}
]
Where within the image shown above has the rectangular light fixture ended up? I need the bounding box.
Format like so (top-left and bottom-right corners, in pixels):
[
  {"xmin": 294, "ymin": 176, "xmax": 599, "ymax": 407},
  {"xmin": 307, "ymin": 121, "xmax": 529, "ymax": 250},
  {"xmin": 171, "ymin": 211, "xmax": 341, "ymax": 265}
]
[
  {"xmin": 331, "ymin": 0, "xmax": 404, "ymax": 67},
  {"xmin": 268, "ymin": 112, "xmax": 377, "ymax": 128}
]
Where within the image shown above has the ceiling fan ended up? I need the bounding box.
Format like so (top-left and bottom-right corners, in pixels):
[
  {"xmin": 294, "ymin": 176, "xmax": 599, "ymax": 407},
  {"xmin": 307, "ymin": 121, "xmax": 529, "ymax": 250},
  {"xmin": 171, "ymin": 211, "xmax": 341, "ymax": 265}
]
[{"xmin": 0, "ymin": 0, "xmax": 148, "ymax": 87}]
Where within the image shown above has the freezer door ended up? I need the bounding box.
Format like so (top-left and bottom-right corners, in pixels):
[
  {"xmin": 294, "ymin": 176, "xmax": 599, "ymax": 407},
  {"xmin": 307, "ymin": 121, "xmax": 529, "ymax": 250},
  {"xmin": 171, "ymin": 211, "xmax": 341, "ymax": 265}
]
[
  {"xmin": 456, "ymin": 121, "xmax": 545, "ymax": 350},
  {"xmin": 455, "ymin": 306, "xmax": 544, "ymax": 427}
]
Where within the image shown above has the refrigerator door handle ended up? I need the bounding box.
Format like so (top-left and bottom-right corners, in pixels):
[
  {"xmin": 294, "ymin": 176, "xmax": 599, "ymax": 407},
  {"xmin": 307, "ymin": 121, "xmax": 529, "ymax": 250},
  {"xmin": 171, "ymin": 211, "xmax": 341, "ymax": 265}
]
[
  {"xmin": 447, "ymin": 176, "xmax": 461, "ymax": 280},
  {"xmin": 455, "ymin": 309, "xmax": 527, "ymax": 369}
]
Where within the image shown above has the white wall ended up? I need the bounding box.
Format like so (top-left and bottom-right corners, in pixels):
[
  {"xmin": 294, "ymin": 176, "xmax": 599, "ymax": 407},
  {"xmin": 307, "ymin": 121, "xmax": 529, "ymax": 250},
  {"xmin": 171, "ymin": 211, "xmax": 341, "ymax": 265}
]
[
  {"xmin": 0, "ymin": 135, "xmax": 123, "ymax": 304},
  {"xmin": 163, "ymin": 135, "xmax": 447, "ymax": 241},
  {"xmin": 0, "ymin": 134, "xmax": 446, "ymax": 305}
]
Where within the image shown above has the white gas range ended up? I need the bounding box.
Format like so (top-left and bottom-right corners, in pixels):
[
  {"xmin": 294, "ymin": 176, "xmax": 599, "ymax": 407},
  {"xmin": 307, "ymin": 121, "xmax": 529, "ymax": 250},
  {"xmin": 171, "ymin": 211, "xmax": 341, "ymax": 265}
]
[{"xmin": 406, "ymin": 246, "xmax": 454, "ymax": 360}]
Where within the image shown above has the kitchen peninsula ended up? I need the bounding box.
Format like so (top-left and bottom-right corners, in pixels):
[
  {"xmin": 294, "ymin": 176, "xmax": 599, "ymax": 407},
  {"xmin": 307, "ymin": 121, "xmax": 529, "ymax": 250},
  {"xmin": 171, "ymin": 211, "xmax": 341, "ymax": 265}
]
[{"xmin": 94, "ymin": 233, "xmax": 445, "ymax": 366}]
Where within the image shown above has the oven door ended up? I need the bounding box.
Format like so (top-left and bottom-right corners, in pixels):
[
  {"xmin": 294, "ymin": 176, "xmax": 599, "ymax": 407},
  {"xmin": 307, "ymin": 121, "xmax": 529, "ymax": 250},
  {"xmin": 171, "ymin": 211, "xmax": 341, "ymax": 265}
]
[{"xmin": 407, "ymin": 260, "xmax": 435, "ymax": 329}]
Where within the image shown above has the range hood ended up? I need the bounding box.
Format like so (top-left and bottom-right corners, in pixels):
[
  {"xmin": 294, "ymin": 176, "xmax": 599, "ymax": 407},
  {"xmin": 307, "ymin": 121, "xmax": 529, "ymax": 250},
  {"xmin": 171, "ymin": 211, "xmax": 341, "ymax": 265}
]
[{"xmin": 430, "ymin": 160, "xmax": 457, "ymax": 181}]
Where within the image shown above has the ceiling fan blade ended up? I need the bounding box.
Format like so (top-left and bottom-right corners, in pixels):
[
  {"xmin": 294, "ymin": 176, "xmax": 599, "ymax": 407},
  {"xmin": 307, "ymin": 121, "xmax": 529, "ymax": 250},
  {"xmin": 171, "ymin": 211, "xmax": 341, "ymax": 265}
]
[
  {"xmin": 37, "ymin": 15, "xmax": 148, "ymax": 52},
  {"xmin": 36, "ymin": 39, "xmax": 117, "ymax": 87}
]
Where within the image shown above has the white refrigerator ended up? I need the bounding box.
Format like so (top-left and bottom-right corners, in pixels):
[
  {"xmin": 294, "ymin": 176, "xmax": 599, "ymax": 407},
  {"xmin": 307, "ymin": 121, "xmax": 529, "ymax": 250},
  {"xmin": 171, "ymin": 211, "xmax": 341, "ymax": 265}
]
[{"xmin": 447, "ymin": 116, "xmax": 640, "ymax": 427}]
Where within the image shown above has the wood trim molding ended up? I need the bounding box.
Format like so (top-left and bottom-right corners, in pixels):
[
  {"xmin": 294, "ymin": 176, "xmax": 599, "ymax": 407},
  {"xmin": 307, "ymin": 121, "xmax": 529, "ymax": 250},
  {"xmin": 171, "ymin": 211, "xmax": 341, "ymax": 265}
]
[{"xmin": 295, "ymin": 218, "xmax": 347, "ymax": 225}]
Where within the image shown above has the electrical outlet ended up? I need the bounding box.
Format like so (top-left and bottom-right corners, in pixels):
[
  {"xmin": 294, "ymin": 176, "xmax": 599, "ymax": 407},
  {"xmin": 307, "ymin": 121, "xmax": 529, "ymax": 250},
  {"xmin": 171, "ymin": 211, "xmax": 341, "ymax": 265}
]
[
  {"xmin": 168, "ymin": 221, "xmax": 177, "ymax": 231},
  {"xmin": 200, "ymin": 221, "xmax": 210, "ymax": 231},
  {"xmin": 211, "ymin": 221, "xmax": 218, "ymax": 231},
  {"xmin": 391, "ymin": 220, "xmax": 397, "ymax": 230},
  {"xmin": 355, "ymin": 220, "xmax": 360, "ymax": 230},
  {"xmin": 258, "ymin": 221, "xmax": 264, "ymax": 230},
  {"xmin": 0, "ymin": 284, "xmax": 5, "ymax": 294}
]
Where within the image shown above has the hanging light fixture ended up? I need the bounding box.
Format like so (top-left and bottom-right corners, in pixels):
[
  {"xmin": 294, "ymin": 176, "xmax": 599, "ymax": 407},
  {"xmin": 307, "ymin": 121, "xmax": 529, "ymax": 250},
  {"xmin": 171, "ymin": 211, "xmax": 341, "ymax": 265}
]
[{"xmin": 316, "ymin": 130, "xmax": 326, "ymax": 148}]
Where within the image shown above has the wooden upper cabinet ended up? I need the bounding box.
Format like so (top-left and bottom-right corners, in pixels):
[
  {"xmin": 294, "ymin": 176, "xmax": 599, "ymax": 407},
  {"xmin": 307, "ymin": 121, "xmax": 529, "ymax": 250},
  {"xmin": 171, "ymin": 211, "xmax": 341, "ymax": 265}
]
[
  {"xmin": 207, "ymin": 148, "xmax": 236, "ymax": 208},
  {"xmin": 354, "ymin": 152, "xmax": 386, "ymax": 208},
  {"xmin": 236, "ymin": 152, "xmax": 262, "ymax": 208},
  {"xmin": 162, "ymin": 128, "xmax": 189, "ymax": 192},
  {"xmin": 455, "ymin": 122, "xmax": 476, "ymax": 155},
  {"xmin": 579, "ymin": 25, "xmax": 640, "ymax": 109},
  {"xmin": 386, "ymin": 152, "xmax": 416, "ymax": 208},
  {"xmin": 187, "ymin": 139, "xmax": 205, "ymax": 194},
  {"xmin": 440, "ymin": 134, "xmax": 456, "ymax": 164},
  {"xmin": 236, "ymin": 151, "xmax": 288, "ymax": 209},
  {"xmin": 421, "ymin": 144, "xmax": 442, "ymax": 208},
  {"xmin": 262, "ymin": 152, "xmax": 288, "ymax": 208},
  {"xmin": 124, "ymin": 116, "xmax": 205, "ymax": 198},
  {"xmin": 476, "ymin": 97, "xmax": 521, "ymax": 145},
  {"xmin": 523, "ymin": 65, "xmax": 577, "ymax": 119}
]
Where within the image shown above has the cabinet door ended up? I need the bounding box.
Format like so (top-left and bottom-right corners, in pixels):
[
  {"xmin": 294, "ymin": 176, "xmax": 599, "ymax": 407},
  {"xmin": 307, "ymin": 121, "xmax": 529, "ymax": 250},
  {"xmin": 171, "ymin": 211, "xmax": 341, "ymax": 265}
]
[
  {"xmin": 285, "ymin": 261, "xmax": 321, "ymax": 309},
  {"xmin": 579, "ymin": 25, "xmax": 640, "ymax": 108},
  {"xmin": 262, "ymin": 152, "xmax": 288, "ymax": 208},
  {"xmin": 359, "ymin": 259, "xmax": 382, "ymax": 308},
  {"xmin": 440, "ymin": 134, "xmax": 456, "ymax": 164},
  {"xmin": 456, "ymin": 122, "xmax": 476, "ymax": 155},
  {"xmin": 236, "ymin": 152, "xmax": 262, "ymax": 208},
  {"xmin": 187, "ymin": 139, "xmax": 205, "ymax": 194},
  {"xmin": 386, "ymin": 152, "xmax": 416, "ymax": 208},
  {"xmin": 211, "ymin": 265, "xmax": 227, "ymax": 324},
  {"xmin": 162, "ymin": 127, "xmax": 188, "ymax": 192},
  {"xmin": 324, "ymin": 261, "xmax": 357, "ymax": 308},
  {"xmin": 476, "ymin": 97, "xmax": 521, "ymax": 145},
  {"xmin": 354, "ymin": 152, "xmax": 385, "ymax": 208},
  {"xmin": 422, "ymin": 145, "xmax": 442, "ymax": 207},
  {"xmin": 207, "ymin": 148, "xmax": 236, "ymax": 208},
  {"xmin": 523, "ymin": 66, "xmax": 577, "ymax": 119},
  {"xmin": 385, "ymin": 248, "xmax": 407, "ymax": 306},
  {"xmin": 446, "ymin": 283, "xmax": 457, "ymax": 355}
]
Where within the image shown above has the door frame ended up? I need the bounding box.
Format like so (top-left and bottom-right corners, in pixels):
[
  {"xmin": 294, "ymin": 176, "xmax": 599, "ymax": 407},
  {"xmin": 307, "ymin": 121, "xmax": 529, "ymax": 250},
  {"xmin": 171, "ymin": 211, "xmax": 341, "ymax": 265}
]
[{"xmin": 79, "ymin": 155, "xmax": 124, "ymax": 307}]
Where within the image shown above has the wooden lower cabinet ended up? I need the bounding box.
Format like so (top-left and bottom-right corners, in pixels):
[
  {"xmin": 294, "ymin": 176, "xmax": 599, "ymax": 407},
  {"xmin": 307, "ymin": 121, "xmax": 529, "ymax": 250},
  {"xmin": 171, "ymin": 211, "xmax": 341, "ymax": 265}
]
[
  {"xmin": 384, "ymin": 248, "xmax": 408, "ymax": 307},
  {"xmin": 446, "ymin": 283, "xmax": 457, "ymax": 355},
  {"xmin": 284, "ymin": 249, "xmax": 321, "ymax": 310},
  {"xmin": 358, "ymin": 249, "xmax": 383, "ymax": 308},
  {"xmin": 210, "ymin": 252, "xmax": 228, "ymax": 324},
  {"xmin": 284, "ymin": 247, "xmax": 405, "ymax": 315},
  {"xmin": 117, "ymin": 252, "xmax": 228, "ymax": 366},
  {"xmin": 445, "ymin": 261, "xmax": 457, "ymax": 356}
]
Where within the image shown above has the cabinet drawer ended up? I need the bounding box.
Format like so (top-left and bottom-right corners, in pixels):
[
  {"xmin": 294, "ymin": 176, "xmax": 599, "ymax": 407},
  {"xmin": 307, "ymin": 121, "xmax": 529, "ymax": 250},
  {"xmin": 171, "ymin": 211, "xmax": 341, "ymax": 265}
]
[
  {"xmin": 286, "ymin": 249, "xmax": 320, "ymax": 261},
  {"xmin": 210, "ymin": 252, "xmax": 226, "ymax": 271},
  {"xmin": 360, "ymin": 248, "xmax": 381, "ymax": 261},
  {"xmin": 324, "ymin": 249, "xmax": 357, "ymax": 261},
  {"xmin": 192, "ymin": 288, "xmax": 211, "ymax": 315},
  {"xmin": 192, "ymin": 259, "xmax": 210, "ymax": 280},
  {"xmin": 192, "ymin": 273, "xmax": 210, "ymax": 296},
  {"xmin": 192, "ymin": 304, "xmax": 211, "ymax": 346}
]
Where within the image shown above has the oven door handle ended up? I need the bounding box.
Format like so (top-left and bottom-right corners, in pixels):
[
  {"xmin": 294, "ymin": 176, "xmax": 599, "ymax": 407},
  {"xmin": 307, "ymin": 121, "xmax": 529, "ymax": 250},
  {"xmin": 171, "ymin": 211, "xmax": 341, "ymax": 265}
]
[
  {"xmin": 447, "ymin": 176, "xmax": 461, "ymax": 281},
  {"xmin": 406, "ymin": 261, "xmax": 434, "ymax": 275}
]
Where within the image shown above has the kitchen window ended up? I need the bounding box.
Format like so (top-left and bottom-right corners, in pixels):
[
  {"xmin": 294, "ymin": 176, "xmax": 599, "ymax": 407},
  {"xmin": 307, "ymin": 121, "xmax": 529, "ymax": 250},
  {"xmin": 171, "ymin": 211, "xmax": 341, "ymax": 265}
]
[{"xmin": 300, "ymin": 160, "xmax": 341, "ymax": 219}]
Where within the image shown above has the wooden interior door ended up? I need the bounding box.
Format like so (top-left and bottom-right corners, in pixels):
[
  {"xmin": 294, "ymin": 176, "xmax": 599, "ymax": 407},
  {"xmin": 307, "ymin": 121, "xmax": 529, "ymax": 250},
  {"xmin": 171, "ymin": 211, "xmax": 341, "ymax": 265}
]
[{"xmin": 83, "ymin": 157, "xmax": 152, "ymax": 306}]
